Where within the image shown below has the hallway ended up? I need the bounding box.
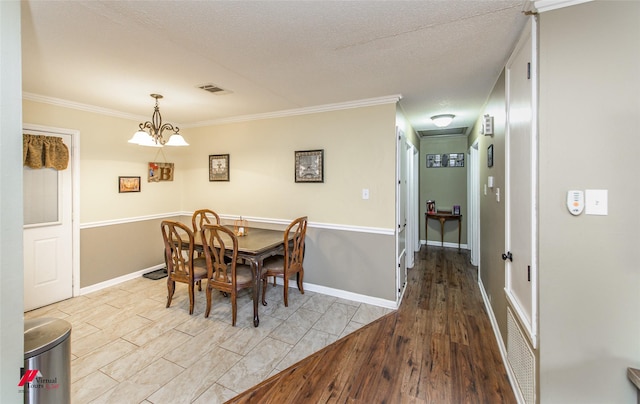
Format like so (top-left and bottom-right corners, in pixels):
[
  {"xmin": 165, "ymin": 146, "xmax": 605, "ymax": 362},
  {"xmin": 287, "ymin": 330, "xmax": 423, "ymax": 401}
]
[{"xmin": 229, "ymin": 246, "xmax": 516, "ymax": 403}]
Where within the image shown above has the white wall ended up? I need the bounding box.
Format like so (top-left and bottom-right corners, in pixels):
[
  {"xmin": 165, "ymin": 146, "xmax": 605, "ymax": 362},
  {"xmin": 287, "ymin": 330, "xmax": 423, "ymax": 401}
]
[
  {"xmin": 0, "ymin": 2, "xmax": 25, "ymax": 402},
  {"xmin": 538, "ymin": 2, "xmax": 640, "ymax": 402}
]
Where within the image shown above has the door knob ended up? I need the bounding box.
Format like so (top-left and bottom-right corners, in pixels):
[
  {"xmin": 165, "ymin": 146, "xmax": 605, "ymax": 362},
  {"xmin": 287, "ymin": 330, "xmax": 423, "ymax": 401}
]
[{"xmin": 502, "ymin": 251, "xmax": 513, "ymax": 262}]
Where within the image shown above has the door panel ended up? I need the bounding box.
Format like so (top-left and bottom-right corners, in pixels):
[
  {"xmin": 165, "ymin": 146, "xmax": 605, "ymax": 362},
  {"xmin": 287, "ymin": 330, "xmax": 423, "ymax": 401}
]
[
  {"xmin": 24, "ymin": 133, "xmax": 73, "ymax": 311},
  {"xmin": 505, "ymin": 20, "xmax": 537, "ymax": 347}
]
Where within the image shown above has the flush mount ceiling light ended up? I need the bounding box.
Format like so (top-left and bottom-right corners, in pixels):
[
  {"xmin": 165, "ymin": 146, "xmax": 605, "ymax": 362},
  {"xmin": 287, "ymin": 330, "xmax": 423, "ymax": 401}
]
[
  {"xmin": 431, "ymin": 114, "xmax": 456, "ymax": 128},
  {"xmin": 128, "ymin": 94, "xmax": 188, "ymax": 147}
]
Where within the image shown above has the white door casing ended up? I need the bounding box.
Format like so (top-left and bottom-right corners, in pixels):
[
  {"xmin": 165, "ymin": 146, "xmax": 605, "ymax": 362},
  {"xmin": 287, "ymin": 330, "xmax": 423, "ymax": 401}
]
[
  {"xmin": 396, "ymin": 128, "xmax": 407, "ymax": 301},
  {"xmin": 468, "ymin": 141, "xmax": 480, "ymax": 267},
  {"xmin": 505, "ymin": 19, "xmax": 538, "ymax": 348},
  {"xmin": 23, "ymin": 125, "xmax": 79, "ymax": 311}
]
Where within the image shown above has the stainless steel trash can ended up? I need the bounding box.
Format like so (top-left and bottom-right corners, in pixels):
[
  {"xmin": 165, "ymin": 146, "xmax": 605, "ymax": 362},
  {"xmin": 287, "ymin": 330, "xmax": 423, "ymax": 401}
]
[{"xmin": 23, "ymin": 318, "xmax": 71, "ymax": 404}]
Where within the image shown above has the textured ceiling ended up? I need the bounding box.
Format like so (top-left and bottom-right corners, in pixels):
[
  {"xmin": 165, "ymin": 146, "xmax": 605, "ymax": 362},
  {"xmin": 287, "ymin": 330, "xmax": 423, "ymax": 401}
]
[{"xmin": 21, "ymin": 1, "xmax": 529, "ymax": 134}]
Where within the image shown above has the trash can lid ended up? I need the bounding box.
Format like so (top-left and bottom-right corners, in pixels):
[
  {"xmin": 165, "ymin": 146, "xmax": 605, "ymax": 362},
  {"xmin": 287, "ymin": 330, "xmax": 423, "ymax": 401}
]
[{"xmin": 24, "ymin": 318, "xmax": 72, "ymax": 359}]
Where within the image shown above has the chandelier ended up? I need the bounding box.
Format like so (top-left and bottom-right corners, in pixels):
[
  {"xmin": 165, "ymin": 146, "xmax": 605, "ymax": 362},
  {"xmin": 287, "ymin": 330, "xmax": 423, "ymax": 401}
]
[{"xmin": 128, "ymin": 94, "xmax": 189, "ymax": 147}]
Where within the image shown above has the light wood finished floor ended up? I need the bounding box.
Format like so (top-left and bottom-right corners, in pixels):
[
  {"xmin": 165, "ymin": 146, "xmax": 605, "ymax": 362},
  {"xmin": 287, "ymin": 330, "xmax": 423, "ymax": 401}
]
[{"xmin": 228, "ymin": 246, "xmax": 516, "ymax": 403}]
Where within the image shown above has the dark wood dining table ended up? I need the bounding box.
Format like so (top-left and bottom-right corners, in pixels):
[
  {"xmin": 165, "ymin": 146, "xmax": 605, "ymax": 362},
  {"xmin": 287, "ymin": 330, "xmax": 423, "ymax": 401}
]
[{"xmin": 189, "ymin": 226, "xmax": 292, "ymax": 327}]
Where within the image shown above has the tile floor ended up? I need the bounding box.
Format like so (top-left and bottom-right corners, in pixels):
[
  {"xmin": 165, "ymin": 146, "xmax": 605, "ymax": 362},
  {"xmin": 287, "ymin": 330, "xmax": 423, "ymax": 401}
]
[{"xmin": 25, "ymin": 276, "xmax": 393, "ymax": 403}]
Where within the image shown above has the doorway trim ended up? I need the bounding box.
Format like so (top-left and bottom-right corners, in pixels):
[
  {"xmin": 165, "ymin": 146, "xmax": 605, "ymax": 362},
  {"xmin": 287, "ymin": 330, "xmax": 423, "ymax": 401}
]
[
  {"xmin": 468, "ymin": 140, "xmax": 480, "ymax": 267},
  {"xmin": 23, "ymin": 123, "xmax": 80, "ymax": 297}
]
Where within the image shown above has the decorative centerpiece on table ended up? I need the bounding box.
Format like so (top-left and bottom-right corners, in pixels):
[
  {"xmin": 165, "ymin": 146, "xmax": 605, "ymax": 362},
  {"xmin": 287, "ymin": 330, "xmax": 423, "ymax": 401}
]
[{"xmin": 234, "ymin": 217, "xmax": 248, "ymax": 237}]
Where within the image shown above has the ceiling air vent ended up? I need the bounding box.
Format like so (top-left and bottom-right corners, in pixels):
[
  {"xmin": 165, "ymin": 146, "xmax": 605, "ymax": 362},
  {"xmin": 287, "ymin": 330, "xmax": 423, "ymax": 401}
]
[{"xmin": 197, "ymin": 83, "xmax": 232, "ymax": 95}]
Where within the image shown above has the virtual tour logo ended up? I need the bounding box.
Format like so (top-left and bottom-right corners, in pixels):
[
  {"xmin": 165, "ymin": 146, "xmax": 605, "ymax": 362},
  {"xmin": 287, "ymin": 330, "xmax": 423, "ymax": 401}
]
[{"xmin": 18, "ymin": 369, "xmax": 60, "ymax": 391}]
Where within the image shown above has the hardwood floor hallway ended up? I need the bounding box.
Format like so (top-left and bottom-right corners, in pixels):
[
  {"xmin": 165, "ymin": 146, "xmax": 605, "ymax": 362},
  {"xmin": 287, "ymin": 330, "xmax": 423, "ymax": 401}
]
[{"xmin": 227, "ymin": 246, "xmax": 516, "ymax": 403}]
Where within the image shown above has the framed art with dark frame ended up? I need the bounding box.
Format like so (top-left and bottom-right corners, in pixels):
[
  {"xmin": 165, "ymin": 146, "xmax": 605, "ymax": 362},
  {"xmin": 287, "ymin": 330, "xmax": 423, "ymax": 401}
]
[
  {"xmin": 209, "ymin": 154, "xmax": 230, "ymax": 181},
  {"xmin": 295, "ymin": 149, "xmax": 324, "ymax": 183},
  {"xmin": 119, "ymin": 176, "xmax": 141, "ymax": 193},
  {"xmin": 488, "ymin": 144, "xmax": 494, "ymax": 167}
]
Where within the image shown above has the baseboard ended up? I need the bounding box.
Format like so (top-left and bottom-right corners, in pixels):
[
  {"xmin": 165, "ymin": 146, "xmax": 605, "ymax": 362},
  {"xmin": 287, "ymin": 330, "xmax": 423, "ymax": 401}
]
[
  {"xmin": 80, "ymin": 264, "xmax": 398, "ymax": 310},
  {"xmin": 421, "ymin": 239, "xmax": 469, "ymax": 250},
  {"xmin": 79, "ymin": 264, "xmax": 165, "ymax": 295},
  {"xmin": 477, "ymin": 277, "xmax": 525, "ymax": 404},
  {"xmin": 272, "ymin": 277, "xmax": 398, "ymax": 310}
]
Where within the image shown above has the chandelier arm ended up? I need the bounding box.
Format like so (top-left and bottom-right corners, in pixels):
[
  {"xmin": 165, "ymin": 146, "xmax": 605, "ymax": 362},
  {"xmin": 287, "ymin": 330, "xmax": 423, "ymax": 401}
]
[{"xmin": 159, "ymin": 122, "xmax": 180, "ymax": 135}]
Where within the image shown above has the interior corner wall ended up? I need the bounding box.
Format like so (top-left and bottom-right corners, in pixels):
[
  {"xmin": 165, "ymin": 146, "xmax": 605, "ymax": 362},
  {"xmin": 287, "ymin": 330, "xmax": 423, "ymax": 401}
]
[
  {"xmin": 538, "ymin": 2, "xmax": 640, "ymax": 403},
  {"xmin": 419, "ymin": 136, "xmax": 468, "ymax": 245},
  {"xmin": 477, "ymin": 69, "xmax": 508, "ymax": 342}
]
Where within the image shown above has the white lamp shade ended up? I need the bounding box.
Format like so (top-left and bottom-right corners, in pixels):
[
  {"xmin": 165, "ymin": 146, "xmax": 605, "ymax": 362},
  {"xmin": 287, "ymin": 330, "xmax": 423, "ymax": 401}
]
[
  {"xmin": 128, "ymin": 130, "xmax": 152, "ymax": 144},
  {"xmin": 165, "ymin": 133, "xmax": 189, "ymax": 146},
  {"xmin": 431, "ymin": 114, "xmax": 455, "ymax": 128}
]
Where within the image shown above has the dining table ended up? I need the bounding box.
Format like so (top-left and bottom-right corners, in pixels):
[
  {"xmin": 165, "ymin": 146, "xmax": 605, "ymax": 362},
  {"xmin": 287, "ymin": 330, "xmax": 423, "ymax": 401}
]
[{"xmin": 188, "ymin": 225, "xmax": 292, "ymax": 327}]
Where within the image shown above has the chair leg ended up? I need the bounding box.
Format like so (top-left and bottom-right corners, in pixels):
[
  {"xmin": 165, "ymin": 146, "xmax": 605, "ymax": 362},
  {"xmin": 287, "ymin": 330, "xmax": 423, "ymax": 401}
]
[
  {"xmin": 197, "ymin": 279, "xmax": 202, "ymax": 291},
  {"xmin": 297, "ymin": 271, "xmax": 304, "ymax": 294},
  {"xmin": 166, "ymin": 280, "xmax": 175, "ymax": 308},
  {"xmin": 231, "ymin": 293, "xmax": 237, "ymax": 326},
  {"xmin": 188, "ymin": 283, "xmax": 195, "ymax": 315},
  {"xmin": 261, "ymin": 277, "xmax": 268, "ymax": 306},
  {"xmin": 204, "ymin": 285, "xmax": 212, "ymax": 318},
  {"xmin": 283, "ymin": 276, "xmax": 289, "ymax": 307},
  {"xmin": 272, "ymin": 276, "xmax": 276, "ymax": 287}
]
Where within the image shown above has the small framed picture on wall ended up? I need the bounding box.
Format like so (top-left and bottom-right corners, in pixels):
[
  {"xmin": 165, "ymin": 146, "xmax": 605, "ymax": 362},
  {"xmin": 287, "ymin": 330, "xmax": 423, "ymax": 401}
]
[{"xmin": 488, "ymin": 144, "xmax": 494, "ymax": 167}]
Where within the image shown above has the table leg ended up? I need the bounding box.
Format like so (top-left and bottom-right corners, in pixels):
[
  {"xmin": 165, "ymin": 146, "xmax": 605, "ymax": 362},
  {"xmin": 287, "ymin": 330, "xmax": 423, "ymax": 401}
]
[
  {"xmin": 439, "ymin": 218, "xmax": 445, "ymax": 247},
  {"xmin": 425, "ymin": 217, "xmax": 428, "ymax": 247},
  {"xmin": 458, "ymin": 218, "xmax": 461, "ymax": 249},
  {"xmin": 250, "ymin": 259, "xmax": 261, "ymax": 327}
]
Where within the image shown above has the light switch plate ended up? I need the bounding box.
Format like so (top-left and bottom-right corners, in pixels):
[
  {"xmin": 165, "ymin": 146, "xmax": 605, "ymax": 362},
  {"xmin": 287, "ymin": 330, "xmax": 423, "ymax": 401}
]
[
  {"xmin": 362, "ymin": 188, "xmax": 369, "ymax": 200},
  {"xmin": 585, "ymin": 189, "xmax": 607, "ymax": 215}
]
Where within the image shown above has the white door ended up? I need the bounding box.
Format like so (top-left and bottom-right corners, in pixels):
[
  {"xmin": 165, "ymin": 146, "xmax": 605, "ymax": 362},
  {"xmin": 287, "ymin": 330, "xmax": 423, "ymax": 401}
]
[
  {"xmin": 505, "ymin": 19, "xmax": 538, "ymax": 348},
  {"xmin": 23, "ymin": 132, "xmax": 73, "ymax": 311}
]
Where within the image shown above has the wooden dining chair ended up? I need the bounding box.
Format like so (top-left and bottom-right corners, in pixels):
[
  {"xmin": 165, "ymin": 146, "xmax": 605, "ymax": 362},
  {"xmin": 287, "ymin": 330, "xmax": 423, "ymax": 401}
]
[
  {"xmin": 201, "ymin": 223, "xmax": 254, "ymax": 326},
  {"xmin": 261, "ymin": 216, "xmax": 308, "ymax": 307},
  {"xmin": 192, "ymin": 209, "xmax": 221, "ymax": 233},
  {"xmin": 161, "ymin": 220, "xmax": 208, "ymax": 315}
]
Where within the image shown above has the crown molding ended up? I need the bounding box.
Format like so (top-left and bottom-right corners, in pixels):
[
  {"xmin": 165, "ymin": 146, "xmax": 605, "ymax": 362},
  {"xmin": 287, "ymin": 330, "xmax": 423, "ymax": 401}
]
[
  {"xmin": 184, "ymin": 94, "xmax": 403, "ymax": 128},
  {"xmin": 23, "ymin": 91, "xmax": 401, "ymax": 128},
  {"xmin": 23, "ymin": 92, "xmax": 148, "ymax": 122},
  {"xmin": 533, "ymin": 0, "xmax": 592, "ymax": 13}
]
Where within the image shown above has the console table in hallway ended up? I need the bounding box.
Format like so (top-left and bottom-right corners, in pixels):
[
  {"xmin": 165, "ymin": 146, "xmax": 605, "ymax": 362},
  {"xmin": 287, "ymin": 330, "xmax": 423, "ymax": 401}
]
[{"xmin": 426, "ymin": 211, "xmax": 462, "ymax": 249}]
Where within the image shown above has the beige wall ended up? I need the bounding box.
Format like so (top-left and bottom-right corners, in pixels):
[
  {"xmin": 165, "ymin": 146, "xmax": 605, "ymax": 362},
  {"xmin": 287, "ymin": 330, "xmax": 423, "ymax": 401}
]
[
  {"xmin": 475, "ymin": 70, "xmax": 508, "ymax": 342},
  {"xmin": 182, "ymin": 104, "xmax": 397, "ymax": 228},
  {"xmin": 538, "ymin": 2, "xmax": 640, "ymax": 402},
  {"xmin": 419, "ymin": 136, "xmax": 468, "ymax": 244},
  {"xmin": 23, "ymin": 100, "xmax": 399, "ymax": 300},
  {"xmin": 23, "ymin": 100, "xmax": 189, "ymax": 223}
]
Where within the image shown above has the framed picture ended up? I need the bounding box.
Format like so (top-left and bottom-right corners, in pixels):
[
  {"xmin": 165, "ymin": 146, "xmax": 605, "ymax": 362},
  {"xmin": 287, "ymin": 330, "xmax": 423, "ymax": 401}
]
[
  {"xmin": 488, "ymin": 144, "xmax": 494, "ymax": 167},
  {"xmin": 426, "ymin": 153, "xmax": 464, "ymax": 168},
  {"xmin": 209, "ymin": 154, "xmax": 230, "ymax": 181},
  {"xmin": 148, "ymin": 162, "xmax": 174, "ymax": 182},
  {"xmin": 295, "ymin": 149, "xmax": 324, "ymax": 183},
  {"xmin": 119, "ymin": 176, "xmax": 140, "ymax": 193}
]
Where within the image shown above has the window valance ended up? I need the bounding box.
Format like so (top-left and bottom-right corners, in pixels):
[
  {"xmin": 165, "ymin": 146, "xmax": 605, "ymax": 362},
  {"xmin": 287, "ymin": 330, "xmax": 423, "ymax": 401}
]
[{"xmin": 23, "ymin": 134, "xmax": 69, "ymax": 170}]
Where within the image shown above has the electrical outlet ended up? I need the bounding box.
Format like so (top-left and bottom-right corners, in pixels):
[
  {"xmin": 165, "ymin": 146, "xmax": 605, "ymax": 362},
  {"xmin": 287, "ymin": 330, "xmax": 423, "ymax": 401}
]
[{"xmin": 362, "ymin": 188, "xmax": 369, "ymax": 200}]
